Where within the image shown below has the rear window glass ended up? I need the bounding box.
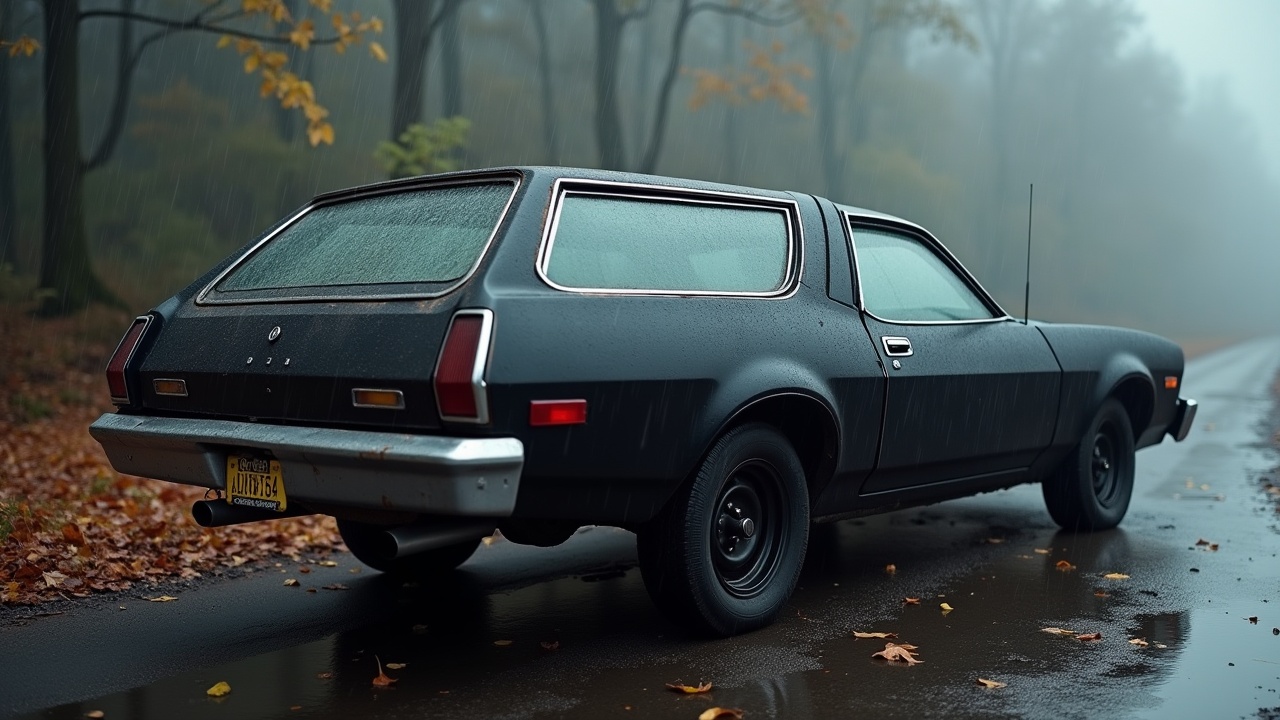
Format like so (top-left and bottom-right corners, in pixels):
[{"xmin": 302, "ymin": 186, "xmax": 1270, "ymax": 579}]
[
  {"xmin": 214, "ymin": 182, "xmax": 514, "ymax": 296},
  {"xmin": 544, "ymin": 194, "xmax": 792, "ymax": 294}
]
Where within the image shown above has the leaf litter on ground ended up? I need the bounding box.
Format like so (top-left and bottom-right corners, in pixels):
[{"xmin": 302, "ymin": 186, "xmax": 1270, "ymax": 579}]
[{"xmin": 872, "ymin": 642, "xmax": 923, "ymax": 665}]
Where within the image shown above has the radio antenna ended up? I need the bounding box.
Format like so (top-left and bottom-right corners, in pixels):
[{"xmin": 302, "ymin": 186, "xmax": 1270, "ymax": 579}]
[{"xmin": 1024, "ymin": 183, "xmax": 1033, "ymax": 325}]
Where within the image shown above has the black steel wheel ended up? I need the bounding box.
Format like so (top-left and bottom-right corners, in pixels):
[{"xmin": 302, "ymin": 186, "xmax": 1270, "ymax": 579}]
[
  {"xmin": 1042, "ymin": 398, "xmax": 1135, "ymax": 531},
  {"xmin": 337, "ymin": 519, "xmax": 483, "ymax": 577},
  {"xmin": 637, "ymin": 423, "xmax": 809, "ymax": 637}
]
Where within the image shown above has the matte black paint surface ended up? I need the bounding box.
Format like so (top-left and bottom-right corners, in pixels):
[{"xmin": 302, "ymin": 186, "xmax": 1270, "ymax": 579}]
[{"xmin": 112, "ymin": 166, "xmax": 1188, "ymax": 526}]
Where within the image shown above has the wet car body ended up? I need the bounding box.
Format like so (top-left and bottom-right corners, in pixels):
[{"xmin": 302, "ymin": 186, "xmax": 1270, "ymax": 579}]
[{"xmin": 90, "ymin": 166, "xmax": 1197, "ymax": 635}]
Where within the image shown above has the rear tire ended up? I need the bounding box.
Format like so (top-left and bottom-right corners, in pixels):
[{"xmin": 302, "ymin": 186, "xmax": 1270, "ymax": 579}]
[
  {"xmin": 1042, "ymin": 398, "xmax": 1135, "ymax": 531},
  {"xmin": 637, "ymin": 423, "xmax": 809, "ymax": 637},
  {"xmin": 337, "ymin": 519, "xmax": 483, "ymax": 576}
]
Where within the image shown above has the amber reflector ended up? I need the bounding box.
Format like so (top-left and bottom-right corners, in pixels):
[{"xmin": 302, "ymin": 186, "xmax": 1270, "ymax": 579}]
[
  {"xmin": 530, "ymin": 399, "xmax": 588, "ymax": 427},
  {"xmin": 153, "ymin": 379, "xmax": 188, "ymax": 397},
  {"xmin": 1164, "ymin": 376, "xmax": 1178, "ymax": 390},
  {"xmin": 352, "ymin": 388, "xmax": 405, "ymax": 409}
]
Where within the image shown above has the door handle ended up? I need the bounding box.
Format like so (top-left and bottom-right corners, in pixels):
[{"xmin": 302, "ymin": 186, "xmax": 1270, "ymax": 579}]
[{"xmin": 881, "ymin": 336, "xmax": 913, "ymax": 357}]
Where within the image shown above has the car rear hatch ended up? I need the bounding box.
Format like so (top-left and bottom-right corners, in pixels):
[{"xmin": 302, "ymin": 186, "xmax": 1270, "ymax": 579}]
[{"xmin": 132, "ymin": 175, "xmax": 518, "ymax": 432}]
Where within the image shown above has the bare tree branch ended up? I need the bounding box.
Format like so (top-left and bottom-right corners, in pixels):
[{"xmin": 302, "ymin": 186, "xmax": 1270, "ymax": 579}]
[{"xmin": 77, "ymin": 8, "xmax": 348, "ymax": 46}]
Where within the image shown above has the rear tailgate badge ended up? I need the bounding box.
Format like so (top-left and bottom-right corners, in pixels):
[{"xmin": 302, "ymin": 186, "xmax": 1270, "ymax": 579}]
[{"xmin": 268, "ymin": 326, "xmax": 282, "ymax": 342}]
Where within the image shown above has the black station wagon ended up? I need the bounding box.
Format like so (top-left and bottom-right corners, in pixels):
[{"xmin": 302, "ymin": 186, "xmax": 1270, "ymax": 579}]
[{"xmin": 91, "ymin": 166, "xmax": 1197, "ymax": 636}]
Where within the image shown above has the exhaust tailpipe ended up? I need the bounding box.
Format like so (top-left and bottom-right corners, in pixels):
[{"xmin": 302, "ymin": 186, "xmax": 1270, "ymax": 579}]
[
  {"xmin": 358, "ymin": 521, "xmax": 494, "ymax": 563},
  {"xmin": 192, "ymin": 499, "xmax": 310, "ymax": 528}
]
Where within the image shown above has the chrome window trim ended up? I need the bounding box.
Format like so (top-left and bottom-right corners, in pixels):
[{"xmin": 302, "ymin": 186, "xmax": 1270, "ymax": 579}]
[
  {"xmin": 434, "ymin": 308, "xmax": 494, "ymax": 425},
  {"xmin": 840, "ymin": 210, "xmax": 1012, "ymax": 327},
  {"xmin": 351, "ymin": 388, "xmax": 406, "ymax": 410},
  {"xmin": 108, "ymin": 315, "xmax": 153, "ymax": 405},
  {"xmin": 536, "ymin": 178, "xmax": 804, "ymax": 299},
  {"xmin": 152, "ymin": 378, "xmax": 189, "ymax": 398},
  {"xmin": 195, "ymin": 173, "xmax": 522, "ymax": 305}
]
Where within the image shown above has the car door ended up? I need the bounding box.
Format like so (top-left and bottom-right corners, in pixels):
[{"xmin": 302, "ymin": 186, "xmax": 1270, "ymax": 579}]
[{"xmin": 848, "ymin": 218, "xmax": 1062, "ymax": 495}]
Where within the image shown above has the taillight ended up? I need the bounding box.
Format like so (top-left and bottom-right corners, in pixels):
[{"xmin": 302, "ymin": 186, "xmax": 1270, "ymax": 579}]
[
  {"xmin": 434, "ymin": 309, "xmax": 493, "ymax": 423},
  {"xmin": 106, "ymin": 316, "xmax": 152, "ymax": 404}
]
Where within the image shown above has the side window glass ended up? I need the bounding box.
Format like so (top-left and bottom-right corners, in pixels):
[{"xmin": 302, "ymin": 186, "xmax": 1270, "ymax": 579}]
[
  {"xmin": 544, "ymin": 194, "xmax": 792, "ymax": 294},
  {"xmin": 852, "ymin": 228, "xmax": 996, "ymax": 322}
]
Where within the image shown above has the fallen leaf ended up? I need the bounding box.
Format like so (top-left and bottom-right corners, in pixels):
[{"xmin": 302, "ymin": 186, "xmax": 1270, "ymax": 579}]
[
  {"xmin": 1103, "ymin": 573, "xmax": 1130, "ymax": 580},
  {"xmin": 85, "ymin": 712, "xmax": 105, "ymax": 719},
  {"xmin": 1034, "ymin": 548, "xmax": 1051, "ymax": 554},
  {"xmin": 298, "ymin": 566, "xmax": 311, "ymax": 574},
  {"xmin": 1155, "ymin": 643, "xmax": 1169, "ymax": 648},
  {"xmin": 987, "ymin": 538, "xmax": 1005, "ymax": 544},
  {"xmin": 1209, "ymin": 544, "xmax": 1219, "ymax": 551},
  {"xmin": 1129, "ymin": 638, "xmax": 1149, "ymax": 647},
  {"xmin": 42, "ymin": 570, "xmax": 68, "ymax": 588},
  {"xmin": 666, "ymin": 681, "xmax": 713, "ymax": 694},
  {"xmin": 372, "ymin": 656, "xmax": 397, "ymax": 688},
  {"xmin": 385, "ymin": 662, "xmax": 407, "ymax": 670},
  {"xmin": 493, "ymin": 640, "xmax": 513, "ymax": 646},
  {"xmin": 1195, "ymin": 538, "xmax": 1211, "ymax": 546},
  {"xmin": 206, "ymin": 681, "xmax": 231, "ymax": 697},
  {"xmin": 1094, "ymin": 590, "xmax": 1111, "ymax": 598},
  {"xmin": 322, "ymin": 583, "xmax": 348, "ymax": 590},
  {"xmin": 884, "ymin": 563, "xmax": 897, "ymax": 574},
  {"xmin": 940, "ymin": 602, "xmax": 954, "ymax": 612},
  {"xmin": 1055, "ymin": 560, "xmax": 1076, "ymax": 571},
  {"xmin": 873, "ymin": 642, "xmax": 923, "ymax": 665},
  {"xmin": 316, "ymin": 672, "xmax": 334, "ymax": 680},
  {"xmin": 976, "ymin": 678, "xmax": 1007, "ymax": 688},
  {"xmin": 1075, "ymin": 632, "xmax": 1102, "ymax": 641},
  {"xmin": 853, "ymin": 631, "xmax": 899, "ymax": 639},
  {"xmin": 903, "ymin": 597, "xmax": 921, "ymax": 605},
  {"xmin": 699, "ymin": 709, "xmax": 744, "ymax": 720},
  {"xmin": 145, "ymin": 595, "xmax": 177, "ymax": 602},
  {"xmin": 306, "ymin": 587, "xmax": 317, "ymax": 593},
  {"xmin": 290, "ymin": 706, "xmax": 302, "ymax": 711},
  {"xmin": 540, "ymin": 641, "xmax": 560, "ymax": 651},
  {"xmin": 1247, "ymin": 616, "xmax": 1258, "ymax": 624},
  {"xmin": 1041, "ymin": 627, "xmax": 1078, "ymax": 636},
  {"xmin": 318, "ymin": 560, "xmax": 338, "ymax": 567},
  {"xmin": 283, "ymin": 578, "xmax": 300, "ymax": 587}
]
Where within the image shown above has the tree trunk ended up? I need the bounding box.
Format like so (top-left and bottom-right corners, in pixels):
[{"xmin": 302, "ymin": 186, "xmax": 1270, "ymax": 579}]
[
  {"xmin": 528, "ymin": 0, "xmax": 559, "ymax": 164},
  {"xmin": 721, "ymin": 14, "xmax": 739, "ymax": 180},
  {"xmin": 440, "ymin": 2, "xmax": 461, "ymax": 118},
  {"xmin": 814, "ymin": 39, "xmax": 843, "ymax": 201},
  {"xmin": 39, "ymin": 0, "xmax": 112, "ymax": 315},
  {"xmin": 0, "ymin": 3, "xmax": 18, "ymax": 270},
  {"xmin": 391, "ymin": 0, "xmax": 432, "ymax": 142},
  {"xmin": 635, "ymin": 0, "xmax": 692, "ymax": 175},
  {"xmin": 590, "ymin": 0, "xmax": 626, "ymax": 169}
]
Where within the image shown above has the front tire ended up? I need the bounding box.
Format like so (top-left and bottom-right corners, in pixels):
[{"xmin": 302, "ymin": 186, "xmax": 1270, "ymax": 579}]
[
  {"xmin": 1042, "ymin": 398, "xmax": 1135, "ymax": 531},
  {"xmin": 337, "ymin": 519, "xmax": 483, "ymax": 577},
  {"xmin": 637, "ymin": 423, "xmax": 809, "ymax": 637}
]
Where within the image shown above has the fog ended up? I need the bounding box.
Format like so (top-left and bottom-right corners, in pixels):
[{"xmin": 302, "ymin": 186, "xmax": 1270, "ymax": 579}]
[{"xmin": 2, "ymin": 0, "xmax": 1276, "ymax": 339}]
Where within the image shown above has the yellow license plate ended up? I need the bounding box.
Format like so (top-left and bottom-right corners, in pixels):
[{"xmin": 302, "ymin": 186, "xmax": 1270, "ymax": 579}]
[{"xmin": 226, "ymin": 455, "xmax": 286, "ymax": 511}]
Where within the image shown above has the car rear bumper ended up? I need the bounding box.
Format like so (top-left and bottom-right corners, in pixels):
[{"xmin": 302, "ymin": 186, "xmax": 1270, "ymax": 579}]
[
  {"xmin": 89, "ymin": 413, "xmax": 523, "ymax": 516},
  {"xmin": 1168, "ymin": 397, "xmax": 1198, "ymax": 442}
]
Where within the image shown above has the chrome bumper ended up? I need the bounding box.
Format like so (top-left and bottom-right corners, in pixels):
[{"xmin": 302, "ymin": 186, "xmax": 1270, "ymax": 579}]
[
  {"xmin": 1168, "ymin": 398, "xmax": 1198, "ymax": 442},
  {"xmin": 89, "ymin": 414, "xmax": 523, "ymax": 516}
]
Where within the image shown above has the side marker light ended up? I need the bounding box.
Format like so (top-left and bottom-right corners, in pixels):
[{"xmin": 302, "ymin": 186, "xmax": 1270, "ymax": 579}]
[
  {"xmin": 1165, "ymin": 377, "xmax": 1178, "ymax": 390},
  {"xmin": 530, "ymin": 399, "xmax": 588, "ymax": 427}
]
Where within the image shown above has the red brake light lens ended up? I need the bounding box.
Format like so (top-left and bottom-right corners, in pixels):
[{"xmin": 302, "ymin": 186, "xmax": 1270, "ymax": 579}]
[
  {"xmin": 434, "ymin": 312, "xmax": 491, "ymax": 422},
  {"xmin": 530, "ymin": 400, "xmax": 587, "ymax": 427},
  {"xmin": 106, "ymin": 317, "xmax": 150, "ymax": 404}
]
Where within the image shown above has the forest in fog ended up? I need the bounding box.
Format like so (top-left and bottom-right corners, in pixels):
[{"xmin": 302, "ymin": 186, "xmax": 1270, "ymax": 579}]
[{"xmin": 2, "ymin": 0, "xmax": 1276, "ymax": 338}]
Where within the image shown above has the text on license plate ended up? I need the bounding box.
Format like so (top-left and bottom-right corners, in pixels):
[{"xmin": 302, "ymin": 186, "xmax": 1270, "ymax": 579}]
[{"xmin": 226, "ymin": 455, "xmax": 286, "ymax": 511}]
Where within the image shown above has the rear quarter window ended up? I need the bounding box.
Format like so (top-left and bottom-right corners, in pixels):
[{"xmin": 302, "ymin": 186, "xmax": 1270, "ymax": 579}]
[{"xmin": 542, "ymin": 193, "xmax": 794, "ymax": 294}]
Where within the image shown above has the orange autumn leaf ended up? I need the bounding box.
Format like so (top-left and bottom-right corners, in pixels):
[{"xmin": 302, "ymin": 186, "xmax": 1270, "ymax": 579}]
[
  {"xmin": 699, "ymin": 709, "xmax": 744, "ymax": 720},
  {"xmin": 976, "ymin": 678, "xmax": 1007, "ymax": 688},
  {"xmin": 372, "ymin": 656, "xmax": 397, "ymax": 687},
  {"xmin": 852, "ymin": 631, "xmax": 898, "ymax": 639},
  {"xmin": 884, "ymin": 563, "xmax": 897, "ymax": 574},
  {"xmin": 1103, "ymin": 573, "xmax": 1130, "ymax": 580},
  {"xmin": 872, "ymin": 642, "xmax": 923, "ymax": 665},
  {"xmin": 666, "ymin": 681, "xmax": 713, "ymax": 694},
  {"xmin": 903, "ymin": 597, "xmax": 921, "ymax": 605},
  {"xmin": 1075, "ymin": 632, "xmax": 1102, "ymax": 641},
  {"xmin": 1055, "ymin": 560, "xmax": 1076, "ymax": 571}
]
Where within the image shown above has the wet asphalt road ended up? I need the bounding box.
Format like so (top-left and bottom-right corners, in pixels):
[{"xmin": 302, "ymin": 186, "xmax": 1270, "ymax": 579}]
[{"xmin": 4, "ymin": 339, "xmax": 1280, "ymax": 720}]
